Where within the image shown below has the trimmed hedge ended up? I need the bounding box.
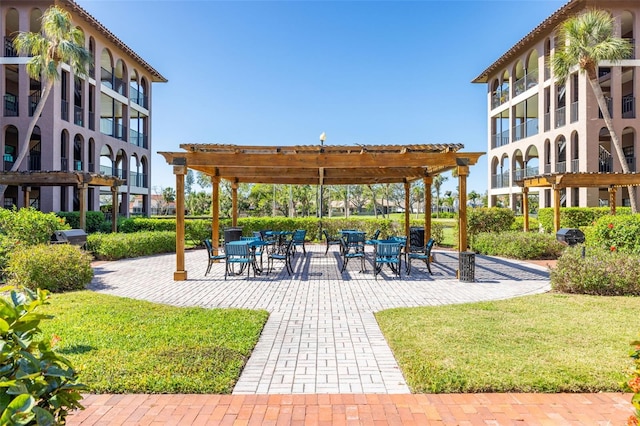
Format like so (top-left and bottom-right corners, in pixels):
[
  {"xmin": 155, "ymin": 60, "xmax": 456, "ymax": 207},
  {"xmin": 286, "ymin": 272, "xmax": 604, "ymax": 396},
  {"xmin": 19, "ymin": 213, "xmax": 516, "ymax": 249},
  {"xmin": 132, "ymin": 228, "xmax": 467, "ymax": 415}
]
[
  {"xmin": 87, "ymin": 231, "xmax": 176, "ymax": 260},
  {"xmin": 551, "ymin": 246, "xmax": 640, "ymax": 295},
  {"xmin": 471, "ymin": 231, "xmax": 564, "ymax": 260},
  {"xmin": 538, "ymin": 207, "xmax": 632, "ymax": 233},
  {"xmin": 467, "ymin": 208, "xmax": 515, "ymax": 235},
  {"xmin": 56, "ymin": 211, "xmax": 106, "ymax": 233},
  {"xmin": 590, "ymin": 214, "xmax": 640, "ymax": 255},
  {"xmin": 511, "ymin": 216, "xmax": 540, "ymax": 232}
]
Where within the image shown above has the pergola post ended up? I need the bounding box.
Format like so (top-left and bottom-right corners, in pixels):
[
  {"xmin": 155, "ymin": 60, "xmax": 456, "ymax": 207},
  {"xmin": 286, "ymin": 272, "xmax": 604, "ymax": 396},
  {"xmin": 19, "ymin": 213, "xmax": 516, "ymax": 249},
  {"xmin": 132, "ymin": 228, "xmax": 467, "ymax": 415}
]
[
  {"xmin": 78, "ymin": 183, "xmax": 87, "ymax": 231},
  {"xmin": 404, "ymin": 181, "xmax": 410, "ymax": 252},
  {"xmin": 111, "ymin": 186, "xmax": 118, "ymax": 233},
  {"xmin": 609, "ymin": 186, "xmax": 617, "ymax": 215},
  {"xmin": 423, "ymin": 176, "xmax": 432, "ymax": 244},
  {"xmin": 553, "ymin": 185, "xmax": 561, "ymax": 233},
  {"xmin": 231, "ymin": 181, "xmax": 238, "ymax": 227},
  {"xmin": 522, "ymin": 187, "xmax": 529, "ymax": 232},
  {"xmin": 173, "ymin": 164, "xmax": 187, "ymax": 281},
  {"xmin": 212, "ymin": 176, "xmax": 220, "ymax": 254},
  {"xmin": 457, "ymin": 164, "xmax": 469, "ymax": 252},
  {"xmin": 22, "ymin": 186, "xmax": 30, "ymax": 209}
]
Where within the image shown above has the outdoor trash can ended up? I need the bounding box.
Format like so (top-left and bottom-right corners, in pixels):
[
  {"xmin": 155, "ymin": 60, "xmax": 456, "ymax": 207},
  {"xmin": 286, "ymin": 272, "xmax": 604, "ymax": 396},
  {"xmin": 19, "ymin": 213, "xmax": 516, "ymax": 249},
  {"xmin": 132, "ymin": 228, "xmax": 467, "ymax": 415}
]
[
  {"xmin": 556, "ymin": 228, "xmax": 585, "ymax": 246},
  {"xmin": 459, "ymin": 251, "xmax": 475, "ymax": 282},
  {"xmin": 409, "ymin": 227, "xmax": 425, "ymax": 252},
  {"xmin": 224, "ymin": 227, "xmax": 243, "ymax": 243}
]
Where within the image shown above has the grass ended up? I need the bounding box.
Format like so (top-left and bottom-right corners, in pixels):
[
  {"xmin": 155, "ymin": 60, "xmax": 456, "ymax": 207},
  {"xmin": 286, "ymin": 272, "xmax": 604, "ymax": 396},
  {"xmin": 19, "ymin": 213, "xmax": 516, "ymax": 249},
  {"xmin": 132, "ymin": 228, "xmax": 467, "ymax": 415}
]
[
  {"xmin": 376, "ymin": 293, "xmax": 637, "ymax": 393},
  {"xmin": 38, "ymin": 291, "xmax": 268, "ymax": 394}
]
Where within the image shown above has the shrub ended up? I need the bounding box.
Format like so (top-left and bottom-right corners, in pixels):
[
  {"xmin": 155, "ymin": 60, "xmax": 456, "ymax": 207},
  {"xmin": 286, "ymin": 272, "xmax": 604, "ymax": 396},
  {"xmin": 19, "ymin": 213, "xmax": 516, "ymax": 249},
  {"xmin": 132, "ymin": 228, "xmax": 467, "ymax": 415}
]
[
  {"xmin": 623, "ymin": 337, "xmax": 640, "ymax": 424},
  {"xmin": 0, "ymin": 207, "xmax": 69, "ymax": 246},
  {"xmin": 6, "ymin": 244, "xmax": 94, "ymax": 293},
  {"xmin": 510, "ymin": 216, "xmax": 540, "ymax": 232},
  {"xmin": 87, "ymin": 231, "xmax": 176, "ymax": 260},
  {"xmin": 471, "ymin": 231, "xmax": 564, "ymax": 260},
  {"xmin": 538, "ymin": 207, "xmax": 632, "ymax": 233},
  {"xmin": 185, "ymin": 220, "xmax": 212, "ymax": 247},
  {"xmin": 119, "ymin": 217, "xmax": 176, "ymax": 233},
  {"xmin": 56, "ymin": 211, "xmax": 105, "ymax": 234},
  {"xmin": 591, "ymin": 214, "xmax": 640, "ymax": 255},
  {"xmin": 0, "ymin": 287, "xmax": 85, "ymax": 424},
  {"xmin": 467, "ymin": 208, "xmax": 515, "ymax": 235},
  {"xmin": 550, "ymin": 246, "xmax": 640, "ymax": 296}
]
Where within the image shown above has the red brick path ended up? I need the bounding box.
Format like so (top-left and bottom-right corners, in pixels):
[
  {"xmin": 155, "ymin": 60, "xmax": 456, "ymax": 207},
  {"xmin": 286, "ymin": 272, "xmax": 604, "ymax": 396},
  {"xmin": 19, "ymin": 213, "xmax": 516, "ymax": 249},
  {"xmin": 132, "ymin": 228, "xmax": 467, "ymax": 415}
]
[{"xmin": 67, "ymin": 392, "xmax": 632, "ymax": 425}]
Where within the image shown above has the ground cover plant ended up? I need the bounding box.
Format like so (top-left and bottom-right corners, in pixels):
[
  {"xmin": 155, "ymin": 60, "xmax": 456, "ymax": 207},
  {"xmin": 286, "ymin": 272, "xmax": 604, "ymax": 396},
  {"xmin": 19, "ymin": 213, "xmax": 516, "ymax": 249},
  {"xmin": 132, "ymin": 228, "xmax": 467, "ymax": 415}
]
[
  {"xmin": 38, "ymin": 292, "xmax": 268, "ymax": 394},
  {"xmin": 376, "ymin": 293, "xmax": 637, "ymax": 393}
]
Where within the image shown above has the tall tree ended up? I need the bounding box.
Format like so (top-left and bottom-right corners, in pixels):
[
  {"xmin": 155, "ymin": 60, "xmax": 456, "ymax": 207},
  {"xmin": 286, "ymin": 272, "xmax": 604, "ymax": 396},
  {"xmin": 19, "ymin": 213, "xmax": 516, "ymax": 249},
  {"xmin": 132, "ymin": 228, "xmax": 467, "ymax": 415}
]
[
  {"xmin": 3, "ymin": 6, "xmax": 92, "ymax": 196},
  {"xmin": 185, "ymin": 170, "xmax": 194, "ymax": 195},
  {"xmin": 432, "ymin": 174, "xmax": 448, "ymax": 218},
  {"xmin": 551, "ymin": 8, "xmax": 637, "ymax": 213}
]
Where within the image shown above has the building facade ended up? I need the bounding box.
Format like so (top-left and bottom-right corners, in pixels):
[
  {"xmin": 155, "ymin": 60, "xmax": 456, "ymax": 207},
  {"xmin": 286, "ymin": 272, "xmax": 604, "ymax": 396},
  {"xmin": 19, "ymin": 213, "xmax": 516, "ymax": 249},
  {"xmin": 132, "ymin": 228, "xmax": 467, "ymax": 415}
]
[
  {"xmin": 1, "ymin": 0, "xmax": 166, "ymax": 216},
  {"xmin": 474, "ymin": 0, "xmax": 639, "ymax": 212}
]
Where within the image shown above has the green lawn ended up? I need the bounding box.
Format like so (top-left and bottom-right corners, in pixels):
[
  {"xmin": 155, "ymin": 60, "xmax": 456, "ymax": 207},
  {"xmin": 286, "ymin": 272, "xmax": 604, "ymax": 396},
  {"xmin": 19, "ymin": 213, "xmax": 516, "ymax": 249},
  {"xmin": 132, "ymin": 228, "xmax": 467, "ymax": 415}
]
[
  {"xmin": 39, "ymin": 291, "xmax": 268, "ymax": 394},
  {"xmin": 376, "ymin": 293, "xmax": 637, "ymax": 393}
]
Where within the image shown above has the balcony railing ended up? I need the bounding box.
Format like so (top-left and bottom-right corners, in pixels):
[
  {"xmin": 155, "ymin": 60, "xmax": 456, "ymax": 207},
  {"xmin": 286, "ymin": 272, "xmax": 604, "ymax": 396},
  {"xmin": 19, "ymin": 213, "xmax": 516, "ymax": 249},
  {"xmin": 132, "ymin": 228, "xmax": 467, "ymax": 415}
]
[
  {"xmin": 513, "ymin": 69, "xmax": 538, "ymax": 97},
  {"xmin": 544, "ymin": 164, "xmax": 551, "ymax": 174},
  {"xmin": 28, "ymin": 155, "xmax": 41, "ymax": 171},
  {"xmin": 29, "ymin": 92, "xmax": 41, "ymax": 116},
  {"xmin": 4, "ymin": 94, "xmax": 18, "ymax": 117},
  {"xmin": 491, "ymin": 89, "xmax": 509, "ymax": 109},
  {"xmin": 512, "ymin": 119, "xmax": 538, "ymax": 142},
  {"xmin": 89, "ymin": 64, "xmax": 95, "ymax": 79},
  {"xmin": 130, "ymin": 86, "xmax": 148, "ymax": 109},
  {"xmin": 4, "ymin": 37, "xmax": 17, "ymax": 57},
  {"xmin": 626, "ymin": 156, "xmax": 636, "ymax": 172},
  {"xmin": 622, "ymin": 95, "xmax": 635, "ymax": 119},
  {"xmin": 491, "ymin": 173, "xmax": 510, "ymax": 189},
  {"xmin": 100, "ymin": 118, "xmax": 127, "ymax": 141},
  {"xmin": 598, "ymin": 97, "xmax": 613, "ymax": 119},
  {"xmin": 100, "ymin": 165, "xmax": 114, "ymax": 176},
  {"xmin": 491, "ymin": 130, "xmax": 509, "ymax": 149},
  {"xmin": 571, "ymin": 159, "xmax": 579, "ymax": 172},
  {"xmin": 623, "ymin": 38, "xmax": 636, "ymax": 59},
  {"xmin": 544, "ymin": 112, "xmax": 550, "ymax": 132},
  {"xmin": 544, "ymin": 65, "xmax": 550, "ymax": 81},
  {"xmin": 512, "ymin": 169, "xmax": 524, "ymax": 182},
  {"xmin": 114, "ymin": 76, "xmax": 126, "ymax": 96},
  {"xmin": 61, "ymin": 158, "xmax": 69, "ymax": 171},
  {"xmin": 525, "ymin": 166, "xmax": 538, "ymax": 177},
  {"xmin": 74, "ymin": 106, "xmax": 83, "ymax": 126},
  {"xmin": 101, "ymin": 67, "xmax": 114, "ymax": 90},
  {"xmin": 526, "ymin": 118, "xmax": 538, "ymax": 138},
  {"xmin": 555, "ymin": 161, "xmax": 566, "ymax": 173},
  {"xmin": 599, "ymin": 156, "xmax": 613, "ymax": 173},
  {"xmin": 555, "ymin": 106, "xmax": 566, "ymax": 128},
  {"xmin": 129, "ymin": 172, "xmax": 148, "ymax": 188},
  {"xmin": 570, "ymin": 101, "xmax": 579, "ymax": 123},
  {"xmin": 129, "ymin": 129, "xmax": 148, "ymax": 148}
]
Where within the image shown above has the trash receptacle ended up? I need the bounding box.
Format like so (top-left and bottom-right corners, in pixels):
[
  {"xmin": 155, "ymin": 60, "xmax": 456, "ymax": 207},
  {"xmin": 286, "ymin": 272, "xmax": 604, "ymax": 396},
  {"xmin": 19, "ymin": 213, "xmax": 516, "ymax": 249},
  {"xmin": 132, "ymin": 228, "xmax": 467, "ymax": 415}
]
[
  {"xmin": 223, "ymin": 227, "xmax": 243, "ymax": 243},
  {"xmin": 459, "ymin": 251, "xmax": 475, "ymax": 282},
  {"xmin": 409, "ymin": 227, "xmax": 425, "ymax": 252}
]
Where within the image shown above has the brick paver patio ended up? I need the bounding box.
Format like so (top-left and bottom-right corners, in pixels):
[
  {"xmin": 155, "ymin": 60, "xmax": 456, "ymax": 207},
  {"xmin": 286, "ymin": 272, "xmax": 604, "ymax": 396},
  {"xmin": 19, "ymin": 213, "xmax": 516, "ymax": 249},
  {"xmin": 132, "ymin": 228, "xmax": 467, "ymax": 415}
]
[{"xmin": 67, "ymin": 245, "xmax": 633, "ymax": 424}]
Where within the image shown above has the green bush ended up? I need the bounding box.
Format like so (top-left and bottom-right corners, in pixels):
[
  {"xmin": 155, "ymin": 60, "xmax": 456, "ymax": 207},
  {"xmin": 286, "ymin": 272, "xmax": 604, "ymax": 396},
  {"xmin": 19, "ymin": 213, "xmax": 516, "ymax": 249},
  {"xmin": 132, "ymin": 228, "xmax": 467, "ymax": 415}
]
[
  {"xmin": 0, "ymin": 207, "xmax": 69, "ymax": 246},
  {"xmin": 551, "ymin": 246, "xmax": 640, "ymax": 295},
  {"xmin": 119, "ymin": 217, "xmax": 176, "ymax": 233},
  {"xmin": 510, "ymin": 216, "xmax": 540, "ymax": 232},
  {"xmin": 87, "ymin": 231, "xmax": 176, "ymax": 260},
  {"xmin": 56, "ymin": 211, "xmax": 105, "ymax": 233},
  {"xmin": 538, "ymin": 207, "xmax": 632, "ymax": 233},
  {"xmin": 0, "ymin": 287, "xmax": 85, "ymax": 424},
  {"xmin": 467, "ymin": 208, "xmax": 515, "ymax": 235},
  {"xmin": 591, "ymin": 214, "xmax": 640, "ymax": 255},
  {"xmin": 185, "ymin": 220, "xmax": 212, "ymax": 247},
  {"xmin": 6, "ymin": 244, "xmax": 94, "ymax": 293},
  {"xmin": 471, "ymin": 231, "xmax": 564, "ymax": 260}
]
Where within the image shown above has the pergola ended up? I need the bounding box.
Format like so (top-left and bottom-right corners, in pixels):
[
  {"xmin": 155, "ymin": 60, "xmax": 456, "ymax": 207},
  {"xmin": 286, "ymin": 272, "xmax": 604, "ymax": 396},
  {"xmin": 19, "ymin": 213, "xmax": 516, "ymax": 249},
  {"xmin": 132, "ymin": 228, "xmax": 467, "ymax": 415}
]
[
  {"xmin": 0, "ymin": 171, "xmax": 124, "ymax": 231},
  {"xmin": 516, "ymin": 172, "xmax": 640, "ymax": 232},
  {"xmin": 160, "ymin": 143, "xmax": 484, "ymax": 281}
]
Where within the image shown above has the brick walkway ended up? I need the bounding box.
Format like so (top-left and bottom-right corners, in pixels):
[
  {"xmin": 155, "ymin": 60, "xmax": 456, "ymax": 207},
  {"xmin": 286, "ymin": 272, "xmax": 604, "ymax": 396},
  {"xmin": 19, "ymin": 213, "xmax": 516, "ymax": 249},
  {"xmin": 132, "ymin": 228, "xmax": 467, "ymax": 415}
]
[{"xmin": 67, "ymin": 245, "xmax": 633, "ymax": 424}]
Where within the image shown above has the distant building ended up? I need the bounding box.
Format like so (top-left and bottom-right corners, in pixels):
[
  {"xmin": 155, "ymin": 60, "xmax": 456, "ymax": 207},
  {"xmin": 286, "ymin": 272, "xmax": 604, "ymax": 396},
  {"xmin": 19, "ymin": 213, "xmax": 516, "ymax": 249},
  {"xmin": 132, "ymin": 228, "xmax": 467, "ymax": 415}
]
[
  {"xmin": 1, "ymin": 0, "xmax": 166, "ymax": 215},
  {"xmin": 473, "ymin": 0, "xmax": 638, "ymax": 212}
]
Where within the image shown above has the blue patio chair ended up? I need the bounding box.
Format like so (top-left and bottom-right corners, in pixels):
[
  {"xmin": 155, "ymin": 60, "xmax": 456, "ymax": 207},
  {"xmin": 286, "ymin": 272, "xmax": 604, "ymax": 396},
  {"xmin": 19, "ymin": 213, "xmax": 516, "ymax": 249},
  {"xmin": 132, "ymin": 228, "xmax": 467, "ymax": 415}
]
[
  {"xmin": 340, "ymin": 233, "xmax": 366, "ymax": 273},
  {"xmin": 267, "ymin": 238, "xmax": 294, "ymax": 275},
  {"xmin": 374, "ymin": 242, "xmax": 402, "ymax": 279},
  {"xmin": 203, "ymin": 238, "xmax": 225, "ymax": 276},
  {"xmin": 292, "ymin": 229, "xmax": 307, "ymax": 256},
  {"xmin": 406, "ymin": 238, "xmax": 435, "ymax": 275},
  {"xmin": 224, "ymin": 242, "xmax": 254, "ymax": 280},
  {"xmin": 365, "ymin": 229, "xmax": 381, "ymax": 245},
  {"xmin": 241, "ymin": 236, "xmax": 264, "ymax": 272},
  {"xmin": 322, "ymin": 229, "xmax": 342, "ymax": 255}
]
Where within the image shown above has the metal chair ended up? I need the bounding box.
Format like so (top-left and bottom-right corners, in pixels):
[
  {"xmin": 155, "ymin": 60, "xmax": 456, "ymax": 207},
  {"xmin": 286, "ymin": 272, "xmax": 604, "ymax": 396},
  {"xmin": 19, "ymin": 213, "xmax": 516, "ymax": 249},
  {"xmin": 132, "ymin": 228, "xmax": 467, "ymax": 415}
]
[
  {"xmin": 224, "ymin": 242, "xmax": 254, "ymax": 280},
  {"xmin": 292, "ymin": 229, "xmax": 307, "ymax": 255},
  {"xmin": 406, "ymin": 238, "xmax": 435, "ymax": 275},
  {"xmin": 374, "ymin": 242, "xmax": 402, "ymax": 279},
  {"xmin": 365, "ymin": 229, "xmax": 381, "ymax": 245},
  {"xmin": 322, "ymin": 229, "xmax": 342, "ymax": 255},
  {"xmin": 203, "ymin": 238, "xmax": 225, "ymax": 276},
  {"xmin": 241, "ymin": 236, "xmax": 264, "ymax": 272},
  {"xmin": 267, "ymin": 238, "xmax": 294, "ymax": 275},
  {"xmin": 340, "ymin": 232, "xmax": 366, "ymax": 273}
]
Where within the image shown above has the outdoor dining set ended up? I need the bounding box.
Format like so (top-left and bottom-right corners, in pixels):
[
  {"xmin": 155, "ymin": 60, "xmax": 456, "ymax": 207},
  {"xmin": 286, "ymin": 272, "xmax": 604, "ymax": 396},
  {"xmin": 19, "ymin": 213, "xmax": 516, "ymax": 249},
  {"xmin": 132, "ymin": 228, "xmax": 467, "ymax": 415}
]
[{"xmin": 204, "ymin": 228, "xmax": 435, "ymax": 280}]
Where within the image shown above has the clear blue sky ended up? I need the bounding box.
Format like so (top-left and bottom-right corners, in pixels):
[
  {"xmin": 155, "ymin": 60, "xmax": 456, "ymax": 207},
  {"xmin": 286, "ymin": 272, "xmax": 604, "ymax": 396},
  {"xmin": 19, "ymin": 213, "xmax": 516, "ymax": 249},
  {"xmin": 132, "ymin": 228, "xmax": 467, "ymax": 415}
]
[{"xmin": 77, "ymin": 0, "xmax": 566, "ymax": 196}]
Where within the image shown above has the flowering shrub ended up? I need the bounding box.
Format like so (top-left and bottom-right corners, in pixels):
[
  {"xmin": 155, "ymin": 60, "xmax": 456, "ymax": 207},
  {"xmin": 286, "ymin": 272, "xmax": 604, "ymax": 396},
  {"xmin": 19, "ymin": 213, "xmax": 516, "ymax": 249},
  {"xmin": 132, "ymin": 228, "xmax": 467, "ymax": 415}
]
[
  {"xmin": 538, "ymin": 207, "xmax": 632, "ymax": 233},
  {"xmin": 592, "ymin": 215, "xmax": 640, "ymax": 255},
  {"xmin": 623, "ymin": 338, "xmax": 640, "ymax": 425},
  {"xmin": 550, "ymin": 246, "xmax": 640, "ymax": 295}
]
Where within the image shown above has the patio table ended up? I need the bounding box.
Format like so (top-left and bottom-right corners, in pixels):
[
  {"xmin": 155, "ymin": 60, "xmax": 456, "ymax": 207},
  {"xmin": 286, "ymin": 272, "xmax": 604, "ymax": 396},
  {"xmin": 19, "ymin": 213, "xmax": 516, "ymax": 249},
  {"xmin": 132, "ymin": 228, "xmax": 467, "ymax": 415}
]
[
  {"xmin": 226, "ymin": 240, "xmax": 269, "ymax": 275},
  {"xmin": 264, "ymin": 231, "xmax": 293, "ymax": 254}
]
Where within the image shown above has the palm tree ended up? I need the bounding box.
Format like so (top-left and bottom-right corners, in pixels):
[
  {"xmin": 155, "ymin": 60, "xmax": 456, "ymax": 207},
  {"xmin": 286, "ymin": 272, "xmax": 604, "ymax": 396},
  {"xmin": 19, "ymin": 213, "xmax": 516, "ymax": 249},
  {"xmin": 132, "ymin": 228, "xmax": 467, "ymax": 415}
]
[
  {"xmin": 551, "ymin": 8, "xmax": 637, "ymax": 213},
  {"xmin": 1, "ymin": 6, "xmax": 92, "ymax": 196},
  {"xmin": 432, "ymin": 174, "xmax": 448, "ymax": 218}
]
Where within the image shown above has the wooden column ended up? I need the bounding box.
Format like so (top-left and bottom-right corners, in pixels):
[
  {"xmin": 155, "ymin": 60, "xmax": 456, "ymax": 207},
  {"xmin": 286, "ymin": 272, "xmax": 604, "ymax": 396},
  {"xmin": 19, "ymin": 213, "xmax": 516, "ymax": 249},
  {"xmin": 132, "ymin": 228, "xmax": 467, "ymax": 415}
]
[
  {"xmin": 457, "ymin": 165, "xmax": 469, "ymax": 252},
  {"xmin": 173, "ymin": 165, "xmax": 187, "ymax": 281},
  {"xmin": 111, "ymin": 186, "xmax": 118, "ymax": 233},
  {"xmin": 424, "ymin": 176, "xmax": 432, "ymax": 243},
  {"xmin": 609, "ymin": 186, "xmax": 617, "ymax": 215},
  {"xmin": 22, "ymin": 186, "xmax": 30, "ymax": 209},
  {"xmin": 404, "ymin": 181, "xmax": 410, "ymax": 252},
  {"xmin": 231, "ymin": 181, "xmax": 238, "ymax": 227},
  {"xmin": 553, "ymin": 185, "xmax": 561, "ymax": 233},
  {"xmin": 78, "ymin": 183, "xmax": 87, "ymax": 231},
  {"xmin": 522, "ymin": 187, "xmax": 529, "ymax": 232},
  {"xmin": 212, "ymin": 176, "xmax": 220, "ymax": 255}
]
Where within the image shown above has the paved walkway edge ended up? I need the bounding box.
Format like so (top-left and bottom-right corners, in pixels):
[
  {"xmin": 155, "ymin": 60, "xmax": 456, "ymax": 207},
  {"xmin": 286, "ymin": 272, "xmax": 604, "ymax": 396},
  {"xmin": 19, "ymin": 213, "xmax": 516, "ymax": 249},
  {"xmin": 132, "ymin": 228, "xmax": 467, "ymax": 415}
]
[{"xmin": 68, "ymin": 392, "xmax": 633, "ymax": 425}]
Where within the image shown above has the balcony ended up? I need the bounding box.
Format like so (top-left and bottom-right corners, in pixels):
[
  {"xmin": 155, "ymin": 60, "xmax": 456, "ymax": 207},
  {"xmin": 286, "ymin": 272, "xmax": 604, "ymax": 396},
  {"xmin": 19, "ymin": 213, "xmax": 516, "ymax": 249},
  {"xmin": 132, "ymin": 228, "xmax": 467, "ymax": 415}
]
[
  {"xmin": 622, "ymin": 95, "xmax": 635, "ymax": 119},
  {"xmin": 61, "ymin": 99, "xmax": 69, "ymax": 121},
  {"xmin": 570, "ymin": 101, "xmax": 579, "ymax": 123},
  {"xmin": 4, "ymin": 94, "xmax": 18, "ymax": 117},
  {"xmin": 74, "ymin": 106, "xmax": 83, "ymax": 126},
  {"xmin": 101, "ymin": 67, "xmax": 114, "ymax": 90},
  {"xmin": 100, "ymin": 165, "xmax": 114, "ymax": 176},
  {"xmin": 28, "ymin": 155, "xmax": 41, "ymax": 171},
  {"xmin": 625, "ymin": 156, "xmax": 636, "ymax": 172},
  {"xmin": 491, "ymin": 130, "xmax": 509, "ymax": 149},
  {"xmin": 599, "ymin": 156, "xmax": 613, "ymax": 173},
  {"xmin": 544, "ymin": 164, "xmax": 551, "ymax": 174},
  {"xmin": 525, "ymin": 166, "xmax": 538, "ymax": 177},
  {"xmin": 555, "ymin": 161, "xmax": 566, "ymax": 173},
  {"xmin": 29, "ymin": 92, "xmax": 41, "ymax": 116},
  {"xmin": 130, "ymin": 87, "xmax": 148, "ymax": 109},
  {"xmin": 598, "ymin": 97, "xmax": 613, "ymax": 119},
  {"xmin": 571, "ymin": 159, "xmax": 579, "ymax": 172},
  {"xmin": 129, "ymin": 172, "xmax": 148, "ymax": 188},
  {"xmin": 100, "ymin": 118, "xmax": 127, "ymax": 141},
  {"xmin": 114, "ymin": 76, "xmax": 126, "ymax": 96},
  {"xmin": 555, "ymin": 106, "xmax": 566, "ymax": 128},
  {"xmin": 512, "ymin": 169, "xmax": 524, "ymax": 182},
  {"xmin": 623, "ymin": 38, "xmax": 635, "ymax": 59},
  {"xmin": 512, "ymin": 119, "xmax": 538, "ymax": 142},
  {"xmin": 491, "ymin": 90, "xmax": 509, "ymax": 109},
  {"xmin": 129, "ymin": 129, "xmax": 148, "ymax": 148},
  {"xmin": 513, "ymin": 70, "xmax": 538, "ymax": 97},
  {"xmin": 4, "ymin": 37, "xmax": 17, "ymax": 57}
]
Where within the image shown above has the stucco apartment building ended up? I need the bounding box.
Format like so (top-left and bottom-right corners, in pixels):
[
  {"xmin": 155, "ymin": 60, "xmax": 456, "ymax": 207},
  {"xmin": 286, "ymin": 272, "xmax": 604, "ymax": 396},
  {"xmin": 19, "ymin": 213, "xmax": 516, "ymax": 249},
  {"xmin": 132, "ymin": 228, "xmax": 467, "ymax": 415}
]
[
  {"xmin": 1, "ymin": 0, "xmax": 165, "ymax": 216},
  {"xmin": 474, "ymin": 0, "xmax": 639, "ymax": 212}
]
